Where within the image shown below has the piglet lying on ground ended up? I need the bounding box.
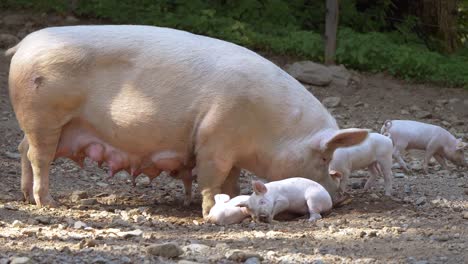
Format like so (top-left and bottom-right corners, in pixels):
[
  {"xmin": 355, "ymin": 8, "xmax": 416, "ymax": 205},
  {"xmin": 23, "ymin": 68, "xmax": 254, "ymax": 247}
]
[
  {"xmin": 237, "ymin": 178, "xmax": 332, "ymax": 223},
  {"xmin": 206, "ymin": 194, "xmax": 250, "ymax": 225},
  {"xmin": 328, "ymin": 132, "xmax": 393, "ymax": 196},
  {"xmin": 381, "ymin": 120, "xmax": 467, "ymax": 173}
]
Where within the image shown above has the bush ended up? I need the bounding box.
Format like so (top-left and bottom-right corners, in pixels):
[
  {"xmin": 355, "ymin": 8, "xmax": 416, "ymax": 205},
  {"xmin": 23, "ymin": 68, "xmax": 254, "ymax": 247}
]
[{"xmin": 1, "ymin": 0, "xmax": 467, "ymax": 87}]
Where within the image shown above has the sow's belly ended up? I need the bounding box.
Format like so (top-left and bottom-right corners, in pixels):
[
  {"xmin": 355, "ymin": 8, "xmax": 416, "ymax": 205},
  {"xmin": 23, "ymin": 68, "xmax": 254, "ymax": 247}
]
[{"xmin": 54, "ymin": 117, "xmax": 195, "ymax": 178}]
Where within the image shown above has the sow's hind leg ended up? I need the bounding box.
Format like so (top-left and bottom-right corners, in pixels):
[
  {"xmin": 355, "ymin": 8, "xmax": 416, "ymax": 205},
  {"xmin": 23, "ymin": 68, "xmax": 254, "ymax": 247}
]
[
  {"xmin": 18, "ymin": 136, "xmax": 35, "ymax": 204},
  {"xmin": 24, "ymin": 127, "xmax": 62, "ymax": 207}
]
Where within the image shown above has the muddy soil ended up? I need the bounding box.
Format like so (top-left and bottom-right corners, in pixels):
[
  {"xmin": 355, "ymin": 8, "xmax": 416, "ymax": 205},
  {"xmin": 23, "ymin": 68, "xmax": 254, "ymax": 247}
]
[{"xmin": 0, "ymin": 9, "xmax": 467, "ymax": 264}]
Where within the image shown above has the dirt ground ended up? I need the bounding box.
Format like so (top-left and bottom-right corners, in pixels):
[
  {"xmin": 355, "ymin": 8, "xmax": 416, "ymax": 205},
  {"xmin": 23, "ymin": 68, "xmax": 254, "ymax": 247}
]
[{"xmin": 0, "ymin": 10, "xmax": 467, "ymax": 264}]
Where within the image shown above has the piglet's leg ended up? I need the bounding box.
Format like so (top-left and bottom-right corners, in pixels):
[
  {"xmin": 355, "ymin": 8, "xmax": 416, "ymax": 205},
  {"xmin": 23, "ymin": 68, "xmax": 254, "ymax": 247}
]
[
  {"xmin": 18, "ymin": 137, "xmax": 35, "ymax": 204},
  {"xmin": 433, "ymin": 154, "xmax": 448, "ymax": 170},
  {"xmin": 379, "ymin": 159, "xmax": 393, "ymax": 196},
  {"xmin": 305, "ymin": 199, "xmax": 322, "ymax": 222},
  {"xmin": 393, "ymin": 146, "xmax": 410, "ymax": 173},
  {"xmin": 271, "ymin": 197, "xmax": 289, "ymax": 223},
  {"xmin": 364, "ymin": 163, "xmax": 379, "ymax": 191},
  {"xmin": 423, "ymin": 143, "xmax": 438, "ymax": 173}
]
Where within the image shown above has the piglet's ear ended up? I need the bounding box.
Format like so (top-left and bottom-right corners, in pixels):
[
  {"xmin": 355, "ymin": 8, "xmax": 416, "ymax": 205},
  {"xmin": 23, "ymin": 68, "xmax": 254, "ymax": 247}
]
[
  {"xmin": 457, "ymin": 141, "xmax": 468, "ymax": 150},
  {"xmin": 252, "ymin": 180, "xmax": 268, "ymax": 195},
  {"xmin": 214, "ymin": 194, "xmax": 230, "ymax": 204},
  {"xmin": 329, "ymin": 170, "xmax": 343, "ymax": 179}
]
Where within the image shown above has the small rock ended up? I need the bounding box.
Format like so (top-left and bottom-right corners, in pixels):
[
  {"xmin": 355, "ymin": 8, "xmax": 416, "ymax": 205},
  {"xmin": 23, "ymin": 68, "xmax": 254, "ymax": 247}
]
[
  {"xmin": 431, "ymin": 235, "xmax": 450, "ymax": 242},
  {"xmin": 351, "ymin": 182, "xmax": 363, "ymax": 189},
  {"xmin": 226, "ymin": 250, "xmax": 263, "ymax": 262},
  {"xmin": 59, "ymin": 246, "xmax": 72, "ymax": 254},
  {"xmin": 367, "ymin": 230, "xmax": 378, "ymax": 237},
  {"xmin": 101, "ymin": 194, "xmax": 118, "ymax": 205},
  {"xmin": 35, "ymin": 216, "xmax": 52, "ymax": 225},
  {"xmin": 70, "ymin": 191, "xmax": 88, "ymax": 202},
  {"xmin": 74, "ymin": 221, "xmax": 88, "ymax": 229},
  {"xmin": 120, "ymin": 256, "xmax": 132, "ymax": 264},
  {"xmin": 147, "ymin": 242, "xmax": 183, "ymax": 258},
  {"xmin": 65, "ymin": 15, "xmax": 80, "ymax": 24},
  {"xmin": 400, "ymin": 109, "xmax": 410, "ymax": 115},
  {"xmin": 2, "ymin": 14, "xmax": 26, "ymax": 26},
  {"xmin": 3, "ymin": 204, "xmax": 17, "ymax": 211},
  {"xmin": 117, "ymin": 229, "xmax": 143, "ymax": 238},
  {"xmin": 183, "ymin": 243, "xmax": 211, "ymax": 255},
  {"xmin": 286, "ymin": 61, "xmax": 332, "ymax": 86},
  {"xmin": 0, "ymin": 194, "xmax": 14, "ymax": 201},
  {"xmin": 0, "ymin": 34, "xmax": 20, "ymax": 49},
  {"xmin": 91, "ymin": 257, "xmax": 108, "ymax": 264},
  {"xmin": 11, "ymin": 220, "xmax": 24, "ymax": 228},
  {"xmin": 354, "ymin": 102, "xmax": 364, "ymax": 107},
  {"xmin": 409, "ymin": 105, "xmax": 421, "ymax": 113},
  {"xmin": 245, "ymin": 257, "xmax": 261, "ymax": 264},
  {"xmin": 404, "ymin": 185, "xmax": 411, "ymax": 194},
  {"xmin": 449, "ymin": 98, "xmax": 460, "ymax": 104},
  {"xmin": 80, "ymin": 239, "xmax": 98, "ymax": 249},
  {"xmin": 4, "ymin": 151, "xmax": 21, "ymax": 159},
  {"xmin": 178, "ymin": 261, "xmax": 202, "ymax": 264},
  {"xmin": 394, "ymin": 173, "xmax": 405, "ymax": 178},
  {"xmin": 369, "ymin": 193, "xmax": 379, "ymax": 199},
  {"xmin": 415, "ymin": 197, "xmax": 426, "ymax": 206},
  {"xmin": 441, "ymin": 120, "xmax": 451, "ymax": 127},
  {"xmin": 136, "ymin": 176, "xmax": 151, "ymax": 186},
  {"xmin": 9, "ymin": 257, "xmax": 31, "ymax": 264},
  {"xmin": 322, "ymin": 97, "xmax": 341, "ymax": 108},
  {"xmin": 436, "ymin": 99, "xmax": 448, "ymax": 105},
  {"xmin": 462, "ymin": 211, "xmax": 468, "ymax": 219},
  {"xmin": 96, "ymin": 182, "xmax": 109, "ymax": 188},
  {"xmin": 415, "ymin": 111, "xmax": 432, "ymax": 119},
  {"xmin": 80, "ymin": 198, "xmax": 98, "ymax": 206}
]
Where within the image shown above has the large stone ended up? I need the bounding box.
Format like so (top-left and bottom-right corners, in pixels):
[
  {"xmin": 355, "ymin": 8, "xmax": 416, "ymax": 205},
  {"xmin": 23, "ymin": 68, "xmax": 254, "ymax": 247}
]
[
  {"xmin": 322, "ymin": 97, "xmax": 341, "ymax": 108},
  {"xmin": 328, "ymin": 64, "xmax": 352, "ymax": 87},
  {"xmin": 0, "ymin": 34, "xmax": 20, "ymax": 49},
  {"xmin": 286, "ymin": 61, "xmax": 332, "ymax": 86},
  {"xmin": 2, "ymin": 15, "xmax": 27, "ymax": 27},
  {"xmin": 147, "ymin": 242, "xmax": 183, "ymax": 258}
]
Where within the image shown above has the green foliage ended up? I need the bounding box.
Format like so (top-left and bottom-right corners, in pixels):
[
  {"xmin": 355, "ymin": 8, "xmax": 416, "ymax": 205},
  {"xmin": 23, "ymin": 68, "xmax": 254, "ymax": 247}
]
[{"xmin": 1, "ymin": 0, "xmax": 467, "ymax": 87}]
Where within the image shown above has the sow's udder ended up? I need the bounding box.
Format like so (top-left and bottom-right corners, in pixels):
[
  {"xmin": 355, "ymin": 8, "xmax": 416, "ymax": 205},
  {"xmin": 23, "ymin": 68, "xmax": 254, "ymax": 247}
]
[{"xmin": 54, "ymin": 119, "xmax": 188, "ymax": 178}]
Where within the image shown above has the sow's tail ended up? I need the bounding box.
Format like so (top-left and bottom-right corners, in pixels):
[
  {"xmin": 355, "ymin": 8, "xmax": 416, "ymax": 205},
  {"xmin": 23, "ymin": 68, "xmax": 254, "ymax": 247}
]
[
  {"xmin": 380, "ymin": 120, "xmax": 392, "ymax": 134},
  {"xmin": 5, "ymin": 43, "xmax": 20, "ymax": 57}
]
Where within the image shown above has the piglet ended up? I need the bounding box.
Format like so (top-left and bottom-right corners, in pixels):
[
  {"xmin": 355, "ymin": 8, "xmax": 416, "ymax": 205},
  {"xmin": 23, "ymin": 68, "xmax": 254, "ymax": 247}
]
[
  {"xmin": 381, "ymin": 120, "xmax": 467, "ymax": 173},
  {"xmin": 237, "ymin": 178, "xmax": 332, "ymax": 223},
  {"xmin": 206, "ymin": 194, "xmax": 250, "ymax": 225},
  {"xmin": 328, "ymin": 132, "xmax": 394, "ymax": 196}
]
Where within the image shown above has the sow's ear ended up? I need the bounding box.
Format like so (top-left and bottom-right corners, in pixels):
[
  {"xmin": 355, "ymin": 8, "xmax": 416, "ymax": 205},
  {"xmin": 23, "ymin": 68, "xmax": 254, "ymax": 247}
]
[{"xmin": 319, "ymin": 128, "xmax": 368, "ymax": 155}]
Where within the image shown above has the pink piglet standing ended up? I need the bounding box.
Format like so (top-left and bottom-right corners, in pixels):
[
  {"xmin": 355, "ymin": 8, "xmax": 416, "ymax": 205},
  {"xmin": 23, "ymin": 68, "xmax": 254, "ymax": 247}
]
[{"xmin": 381, "ymin": 120, "xmax": 467, "ymax": 173}]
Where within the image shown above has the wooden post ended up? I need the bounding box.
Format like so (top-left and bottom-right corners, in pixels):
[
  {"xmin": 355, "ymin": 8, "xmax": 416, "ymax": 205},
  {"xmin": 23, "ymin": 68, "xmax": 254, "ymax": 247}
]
[{"xmin": 324, "ymin": 0, "xmax": 339, "ymax": 65}]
